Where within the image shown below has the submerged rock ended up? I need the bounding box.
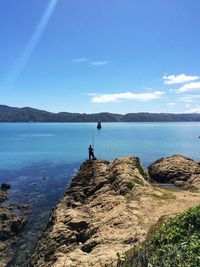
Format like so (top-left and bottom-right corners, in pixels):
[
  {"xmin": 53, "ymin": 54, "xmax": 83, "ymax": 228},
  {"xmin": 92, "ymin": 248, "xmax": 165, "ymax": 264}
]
[
  {"xmin": 148, "ymin": 155, "xmax": 200, "ymax": 189},
  {"xmin": 0, "ymin": 192, "xmax": 7, "ymax": 203},
  {"xmin": 0, "ymin": 205, "xmax": 29, "ymax": 266},
  {"xmin": 28, "ymin": 156, "xmax": 200, "ymax": 267},
  {"xmin": 1, "ymin": 183, "xmax": 11, "ymax": 191}
]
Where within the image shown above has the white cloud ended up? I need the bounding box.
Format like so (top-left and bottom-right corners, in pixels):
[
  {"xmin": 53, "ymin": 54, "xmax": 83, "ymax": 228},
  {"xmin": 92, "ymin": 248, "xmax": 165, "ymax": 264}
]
[
  {"xmin": 90, "ymin": 61, "xmax": 109, "ymax": 66},
  {"xmin": 89, "ymin": 91, "xmax": 165, "ymax": 103},
  {"xmin": 163, "ymin": 74, "xmax": 199, "ymax": 84},
  {"xmin": 176, "ymin": 82, "xmax": 200, "ymax": 93},
  {"xmin": 185, "ymin": 104, "xmax": 190, "ymax": 108},
  {"xmin": 167, "ymin": 102, "xmax": 176, "ymax": 107},
  {"xmin": 178, "ymin": 95, "xmax": 200, "ymax": 102},
  {"xmin": 184, "ymin": 106, "xmax": 200, "ymax": 113},
  {"xmin": 72, "ymin": 58, "xmax": 88, "ymax": 63},
  {"xmin": 72, "ymin": 58, "xmax": 109, "ymax": 66}
]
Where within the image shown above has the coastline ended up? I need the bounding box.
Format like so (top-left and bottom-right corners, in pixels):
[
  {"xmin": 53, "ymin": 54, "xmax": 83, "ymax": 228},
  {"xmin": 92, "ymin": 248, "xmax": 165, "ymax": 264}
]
[
  {"xmin": 1, "ymin": 105, "xmax": 200, "ymax": 122},
  {"xmin": 27, "ymin": 155, "xmax": 200, "ymax": 267}
]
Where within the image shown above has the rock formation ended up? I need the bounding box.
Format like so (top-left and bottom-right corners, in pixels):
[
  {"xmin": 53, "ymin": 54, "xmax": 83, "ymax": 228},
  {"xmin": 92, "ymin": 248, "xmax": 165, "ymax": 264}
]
[
  {"xmin": 28, "ymin": 157, "xmax": 200, "ymax": 267},
  {"xmin": 0, "ymin": 193, "xmax": 29, "ymax": 266},
  {"xmin": 0, "ymin": 191, "xmax": 7, "ymax": 203},
  {"xmin": 148, "ymin": 155, "xmax": 200, "ymax": 189},
  {"xmin": 1, "ymin": 183, "xmax": 11, "ymax": 191}
]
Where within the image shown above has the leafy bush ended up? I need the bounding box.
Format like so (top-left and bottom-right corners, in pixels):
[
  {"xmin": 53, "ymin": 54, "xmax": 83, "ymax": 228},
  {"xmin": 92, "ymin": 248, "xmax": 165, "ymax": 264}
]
[{"xmin": 122, "ymin": 205, "xmax": 200, "ymax": 267}]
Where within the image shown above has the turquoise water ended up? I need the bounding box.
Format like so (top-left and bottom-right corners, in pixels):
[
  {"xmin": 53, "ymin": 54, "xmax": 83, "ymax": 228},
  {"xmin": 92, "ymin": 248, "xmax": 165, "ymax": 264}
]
[
  {"xmin": 1, "ymin": 122, "xmax": 200, "ymax": 170},
  {"xmin": 0, "ymin": 122, "xmax": 200, "ymax": 266}
]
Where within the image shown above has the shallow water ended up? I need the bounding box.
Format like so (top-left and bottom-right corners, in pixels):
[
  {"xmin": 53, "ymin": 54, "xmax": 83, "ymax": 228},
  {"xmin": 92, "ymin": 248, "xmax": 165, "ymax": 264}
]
[
  {"xmin": 0, "ymin": 122, "xmax": 199, "ymax": 265},
  {"xmin": 2, "ymin": 162, "xmax": 77, "ymax": 266}
]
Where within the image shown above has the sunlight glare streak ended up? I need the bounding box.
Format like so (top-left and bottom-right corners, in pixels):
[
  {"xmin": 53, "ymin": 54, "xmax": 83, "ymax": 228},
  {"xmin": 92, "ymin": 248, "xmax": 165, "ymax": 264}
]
[{"xmin": 5, "ymin": 0, "xmax": 58, "ymax": 84}]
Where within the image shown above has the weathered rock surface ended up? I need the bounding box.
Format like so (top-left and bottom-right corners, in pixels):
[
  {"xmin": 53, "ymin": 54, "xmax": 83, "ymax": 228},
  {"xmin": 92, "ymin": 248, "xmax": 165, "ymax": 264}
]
[
  {"xmin": 148, "ymin": 155, "xmax": 200, "ymax": 189},
  {"xmin": 28, "ymin": 157, "xmax": 200, "ymax": 267},
  {"xmin": 0, "ymin": 203, "xmax": 29, "ymax": 266},
  {"xmin": 0, "ymin": 191, "xmax": 7, "ymax": 203}
]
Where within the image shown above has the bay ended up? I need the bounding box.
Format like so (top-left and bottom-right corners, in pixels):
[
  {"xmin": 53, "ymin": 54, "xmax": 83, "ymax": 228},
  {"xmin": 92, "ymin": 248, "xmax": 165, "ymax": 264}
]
[
  {"xmin": 0, "ymin": 122, "xmax": 199, "ymax": 266},
  {"xmin": 0, "ymin": 122, "xmax": 200, "ymax": 170}
]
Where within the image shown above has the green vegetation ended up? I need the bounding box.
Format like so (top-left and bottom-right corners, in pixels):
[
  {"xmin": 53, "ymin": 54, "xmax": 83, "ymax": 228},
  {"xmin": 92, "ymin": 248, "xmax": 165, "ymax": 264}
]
[
  {"xmin": 135, "ymin": 160, "xmax": 147, "ymax": 179},
  {"xmin": 134, "ymin": 179, "xmax": 145, "ymax": 187},
  {"xmin": 153, "ymin": 185, "xmax": 182, "ymax": 193},
  {"xmin": 119, "ymin": 205, "xmax": 200, "ymax": 267},
  {"xmin": 1, "ymin": 105, "xmax": 200, "ymax": 122},
  {"xmin": 149, "ymin": 192, "xmax": 176, "ymax": 200},
  {"xmin": 126, "ymin": 181, "xmax": 135, "ymax": 190}
]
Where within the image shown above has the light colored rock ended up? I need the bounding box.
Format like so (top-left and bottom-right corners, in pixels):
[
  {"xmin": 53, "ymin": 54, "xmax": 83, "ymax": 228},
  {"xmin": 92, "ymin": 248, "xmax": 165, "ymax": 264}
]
[
  {"xmin": 0, "ymin": 191, "xmax": 7, "ymax": 203},
  {"xmin": 0, "ymin": 205, "xmax": 28, "ymax": 266},
  {"xmin": 29, "ymin": 157, "xmax": 200, "ymax": 267}
]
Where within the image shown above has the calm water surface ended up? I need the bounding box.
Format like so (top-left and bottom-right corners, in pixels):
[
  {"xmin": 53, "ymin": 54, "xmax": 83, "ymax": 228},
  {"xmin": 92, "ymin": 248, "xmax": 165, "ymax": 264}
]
[
  {"xmin": 1, "ymin": 122, "xmax": 200, "ymax": 169},
  {"xmin": 0, "ymin": 122, "xmax": 199, "ymax": 265}
]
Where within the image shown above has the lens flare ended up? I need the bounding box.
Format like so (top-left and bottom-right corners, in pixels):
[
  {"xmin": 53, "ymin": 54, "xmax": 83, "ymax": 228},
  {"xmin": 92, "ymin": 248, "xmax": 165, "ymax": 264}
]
[{"xmin": 5, "ymin": 0, "xmax": 58, "ymax": 84}]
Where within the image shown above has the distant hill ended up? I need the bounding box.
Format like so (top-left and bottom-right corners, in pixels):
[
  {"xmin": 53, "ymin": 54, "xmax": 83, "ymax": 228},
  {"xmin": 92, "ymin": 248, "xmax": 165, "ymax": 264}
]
[
  {"xmin": 122, "ymin": 112, "xmax": 200, "ymax": 122},
  {"xmin": 0, "ymin": 105, "xmax": 200, "ymax": 122}
]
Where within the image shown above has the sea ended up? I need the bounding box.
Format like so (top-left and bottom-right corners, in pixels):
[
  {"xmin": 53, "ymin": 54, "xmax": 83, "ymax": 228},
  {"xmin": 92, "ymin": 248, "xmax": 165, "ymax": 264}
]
[{"xmin": 0, "ymin": 122, "xmax": 200, "ymax": 266}]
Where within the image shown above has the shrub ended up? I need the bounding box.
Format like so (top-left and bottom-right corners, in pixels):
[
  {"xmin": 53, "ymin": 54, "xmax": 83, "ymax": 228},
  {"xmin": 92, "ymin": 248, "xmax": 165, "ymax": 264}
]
[{"xmin": 121, "ymin": 205, "xmax": 200, "ymax": 267}]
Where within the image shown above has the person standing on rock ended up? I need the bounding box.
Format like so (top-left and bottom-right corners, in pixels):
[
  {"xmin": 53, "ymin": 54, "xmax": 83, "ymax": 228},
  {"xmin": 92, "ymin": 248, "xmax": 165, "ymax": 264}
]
[{"xmin": 88, "ymin": 145, "xmax": 96, "ymax": 160}]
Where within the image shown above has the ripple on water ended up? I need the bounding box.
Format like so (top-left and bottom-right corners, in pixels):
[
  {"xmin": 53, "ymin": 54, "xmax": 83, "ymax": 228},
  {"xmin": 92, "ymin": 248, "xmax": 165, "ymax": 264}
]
[{"xmin": 0, "ymin": 161, "xmax": 80, "ymax": 267}]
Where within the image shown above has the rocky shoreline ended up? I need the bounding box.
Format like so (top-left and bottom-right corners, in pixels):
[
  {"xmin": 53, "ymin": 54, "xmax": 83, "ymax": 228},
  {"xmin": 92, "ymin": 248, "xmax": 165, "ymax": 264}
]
[
  {"xmin": 0, "ymin": 188, "xmax": 29, "ymax": 266},
  {"xmin": 27, "ymin": 155, "xmax": 200, "ymax": 267}
]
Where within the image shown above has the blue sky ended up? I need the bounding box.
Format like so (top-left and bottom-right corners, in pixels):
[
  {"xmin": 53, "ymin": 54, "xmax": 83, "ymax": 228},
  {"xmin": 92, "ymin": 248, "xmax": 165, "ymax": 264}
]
[{"xmin": 0, "ymin": 0, "xmax": 200, "ymax": 113}]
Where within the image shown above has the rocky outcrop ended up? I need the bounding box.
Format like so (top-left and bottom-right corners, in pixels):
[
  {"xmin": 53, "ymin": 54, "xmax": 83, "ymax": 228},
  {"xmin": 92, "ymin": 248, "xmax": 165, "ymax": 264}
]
[
  {"xmin": 28, "ymin": 157, "xmax": 200, "ymax": 267},
  {"xmin": 0, "ymin": 191, "xmax": 7, "ymax": 203},
  {"xmin": 29, "ymin": 157, "xmax": 149, "ymax": 267},
  {"xmin": 1, "ymin": 183, "xmax": 11, "ymax": 191},
  {"xmin": 0, "ymin": 197, "xmax": 29, "ymax": 266},
  {"xmin": 0, "ymin": 184, "xmax": 10, "ymax": 204},
  {"xmin": 148, "ymin": 155, "xmax": 200, "ymax": 189}
]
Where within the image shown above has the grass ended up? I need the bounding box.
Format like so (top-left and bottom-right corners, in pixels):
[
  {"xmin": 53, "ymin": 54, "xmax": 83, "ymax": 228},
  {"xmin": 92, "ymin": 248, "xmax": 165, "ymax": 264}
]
[
  {"xmin": 149, "ymin": 192, "xmax": 176, "ymax": 200},
  {"xmin": 153, "ymin": 185, "xmax": 182, "ymax": 193},
  {"xmin": 134, "ymin": 178, "xmax": 145, "ymax": 186}
]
